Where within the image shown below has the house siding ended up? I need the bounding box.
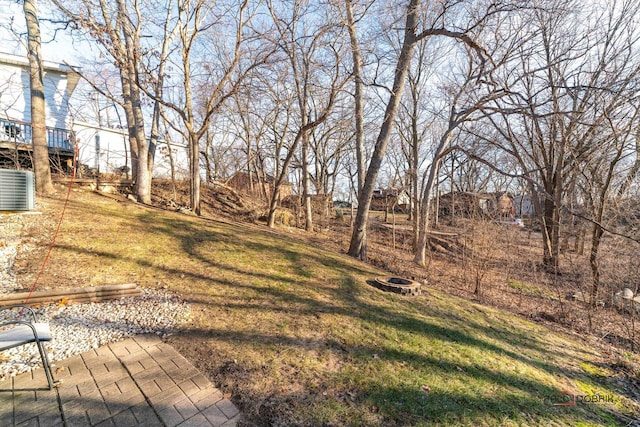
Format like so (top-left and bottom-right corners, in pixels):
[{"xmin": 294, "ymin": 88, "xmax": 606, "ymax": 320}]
[
  {"xmin": 0, "ymin": 54, "xmax": 73, "ymax": 129},
  {"xmin": 72, "ymin": 122, "xmax": 190, "ymax": 179},
  {"xmin": 0, "ymin": 66, "xmax": 25, "ymax": 121},
  {"xmin": 0, "ymin": 52, "xmax": 188, "ymax": 178}
]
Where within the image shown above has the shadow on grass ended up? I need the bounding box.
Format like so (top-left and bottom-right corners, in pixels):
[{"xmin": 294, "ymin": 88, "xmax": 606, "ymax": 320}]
[{"xmin": 49, "ymin": 201, "xmax": 631, "ymax": 426}]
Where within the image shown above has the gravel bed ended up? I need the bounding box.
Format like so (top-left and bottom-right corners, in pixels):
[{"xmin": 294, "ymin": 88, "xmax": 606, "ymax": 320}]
[
  {"xmin": 0, "ymin": 245, "xmax": 18, "ymax": 292},
  {"xmin": 1, "ymin": 209, "xmax": 191, "ymax": 382},
  {"xmin": 0, "ymin": 288, "xmax": 191, "ymax": 381}
]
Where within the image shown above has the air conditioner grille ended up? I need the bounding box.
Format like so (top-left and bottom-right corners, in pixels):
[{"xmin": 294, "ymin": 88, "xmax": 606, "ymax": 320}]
[{"xmin": 0, "ymin": 169, "xmax": 35, "ymax": 211}]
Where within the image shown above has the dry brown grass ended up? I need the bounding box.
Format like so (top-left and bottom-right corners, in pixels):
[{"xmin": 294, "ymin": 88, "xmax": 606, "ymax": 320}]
[
  {"xmin": 308, "ymin": 209, "xmax": 640, "ymax": 353},
  {"xmin": 6, "ymin": 184, "xmax": 640, "ymax": 426}
]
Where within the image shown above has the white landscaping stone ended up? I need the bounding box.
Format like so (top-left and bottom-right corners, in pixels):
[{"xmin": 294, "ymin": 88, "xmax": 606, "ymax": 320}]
[{"xmin": 0, "ymin": 288, "xmax": 190, "ymax": 380}]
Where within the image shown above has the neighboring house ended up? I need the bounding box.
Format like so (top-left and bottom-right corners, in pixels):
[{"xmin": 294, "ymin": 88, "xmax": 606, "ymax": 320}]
[
  {"xmin": 72, "ymin": 121, "xmax": 189, "ymax": 179},
  {"xmin": 227, "ymin": 171, "xmax": 293, "ymax": 201},
  {"xmin": 438, "ymin": 191, "xmax": 515, "ymax": 218},
  {"xmin": 513, "ymin": 194, "xmax": 536, "ymax": 217},
  {"xmin": 72, "ymin": 121, "xmax": 129, "ymax": 176},
  {"xmin": 0, "ymin": 51, "xmax": 78, "ymax": 167},
  {"xmin": 371, "ymin": 188, "xmax": 411, "ymax": 213},
  {"xmin": 0, "ymin": 51, "xmax": 188, "ymax": 179},
  {"xmin": 394, "ymin": 189, "xmax": 411, "ymax": 212}
]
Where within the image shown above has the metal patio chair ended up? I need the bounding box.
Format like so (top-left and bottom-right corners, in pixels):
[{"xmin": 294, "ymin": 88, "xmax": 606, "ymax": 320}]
[{"xmin": 0, "ymin": 304, "xmax": 54, "ymax": 390}]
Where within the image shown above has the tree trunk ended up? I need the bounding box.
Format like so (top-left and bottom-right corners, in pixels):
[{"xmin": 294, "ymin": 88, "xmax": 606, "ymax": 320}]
[
  {"xmin": 414, "ymin": 128, "xmax": 453, "ymax": 265},
  {"xmin": 148, "ymin": 97, "xmax": 161, "ymax": 183},
  {"xmin": 120, "ymin": 72, "xmax": 140, "ymax": 186},
  {"xmin": 113, "ymin": 0, "xmax": 151, "ymax": 204},
  {"xmin": 148, "ymin": 103, "xmax": 159, "ymax": 178},
  {"xmin": 541, "ymin": 190, "xmax": 560, "ymax": 270},
  {"xmin": 24, "ymin": 0, "xmax": 54, "ymax": 195},
  {"xmin": 147, "ymin": 5, "xmax": 174, "ymax": 182},
  {"xmin": 132, "ymin": 87, "xmax": 151, "ymax": 203},
  {"xmin": 410, "ymin": 94, "xmax": 420, "ymax": 249},
  {"xmin": 302, "ymin": 131, "xmax": 313, "ymax": 231},
  {"xmin": 203, "ymin": 144, "xmax": 213, "ymax": 184},
  {"xmin": 346, "ymin": 0, "xmax": 365, "ymax": 194},
  {"xmin": 348, "ymin": 0, "xmax": 419, "ymax": 260},
  {"xmin": 125, "ymin": 54, "xmax": 151, "ymax": 203},
  {"xmin": 589, "ymin": 222, "xmax": 604, "ymax": 307},
  {"xmin": 163, "ymin": 130, "xmax": 178, "ymax": 201},
  {"xmin": 267, "ymin": 128, "xmax": 300, "ymax": 228},
  {"xmin": 121, "ymin": 88, "xmax": 150, "ymax": 204},
  {"xmin": 189, "ymin": 134, "xmax": 201, "ymax": 215},
  {"xmin": 267, "ymin": 186, "xmax": 280, "ymax": 228}
]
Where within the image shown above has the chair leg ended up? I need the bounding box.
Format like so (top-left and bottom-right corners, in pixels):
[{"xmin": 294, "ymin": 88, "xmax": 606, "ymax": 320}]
[{"xmin": 35, "ymin": 341, "xmax": 54, "ymax": 390}]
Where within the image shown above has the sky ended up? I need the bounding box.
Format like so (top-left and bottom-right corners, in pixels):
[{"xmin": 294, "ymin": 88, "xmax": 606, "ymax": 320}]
[{"xmin": 0, "ymin": 0, "xmax": 92, "ymax": 66}]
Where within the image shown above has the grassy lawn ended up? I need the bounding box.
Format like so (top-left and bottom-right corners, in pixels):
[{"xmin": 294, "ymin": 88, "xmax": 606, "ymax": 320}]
[{"xmin": 20, "ymin": 191, "xmax": 639, "ymax": 426}]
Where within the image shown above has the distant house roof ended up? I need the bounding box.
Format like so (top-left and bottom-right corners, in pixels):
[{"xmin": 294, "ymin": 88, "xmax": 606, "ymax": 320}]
[
  {"xmin": 373, "ymin": 188, "xmax": 409, "ymax": 199},
  {"xmin": 228, "ymin": 171, "xmax": 291, "ymax": 186}
]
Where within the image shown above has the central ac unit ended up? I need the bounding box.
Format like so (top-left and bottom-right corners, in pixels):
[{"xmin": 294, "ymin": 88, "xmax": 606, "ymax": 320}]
[{"xmin": 0, "ymin": 169, "xmax": 35, "ymax": 211}]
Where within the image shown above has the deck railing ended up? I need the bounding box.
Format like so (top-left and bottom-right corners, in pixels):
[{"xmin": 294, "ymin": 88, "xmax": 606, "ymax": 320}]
[{"xmin": 0, "ymin": 117, "xmax": 74, "ymax": 152}]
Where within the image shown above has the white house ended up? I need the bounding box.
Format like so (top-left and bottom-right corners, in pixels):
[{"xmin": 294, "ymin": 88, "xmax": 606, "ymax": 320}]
[
  {"xmin": 0, "ymin": 51, "xmax": 188, "ymax": 179},
  {"xmin": 72, "ymin": 121, "xmax": 129, "ymax": 175},
  {"xmin": 71, "ymin": 120, "xmax": 189, "ymax": 179},
  {"xmin": 0, "ymin": 51, "xmax": 78, "ymax": 160},
  {"xmin": 0, "ymin": 51, "xmax": 79, "ymax": 129}
]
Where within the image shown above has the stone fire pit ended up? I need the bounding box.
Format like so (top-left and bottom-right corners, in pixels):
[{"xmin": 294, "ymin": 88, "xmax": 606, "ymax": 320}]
[{"xmin": 372, "ymin": 276, "xmax": 421, "ymax": 296}]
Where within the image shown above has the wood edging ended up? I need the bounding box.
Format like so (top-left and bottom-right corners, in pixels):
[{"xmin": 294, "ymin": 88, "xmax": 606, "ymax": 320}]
[{"xmin": 0, "ymin": 283, "xmax": 141, "ymax": 306}]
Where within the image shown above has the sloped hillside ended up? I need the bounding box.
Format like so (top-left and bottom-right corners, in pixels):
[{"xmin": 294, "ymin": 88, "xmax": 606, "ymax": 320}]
[{"xmin": 4, "ymin": 189, "xmax": 639, "ymax": 426}]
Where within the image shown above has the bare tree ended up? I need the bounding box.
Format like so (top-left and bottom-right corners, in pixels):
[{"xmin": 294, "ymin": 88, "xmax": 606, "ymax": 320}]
[
  {"xmin": 308, "ymin": 105, "xmax": 351, "ymax": 219},
  {"xmin": 247, "ymin": 43, "xmax": 291, "ymax": 202},
  {"xmin": 344, "ymin": 0, "xmax": 367, "ymax": 194},
  {"xmin": 142, "ymin": 0, "xmax": 270, "ymax": 214},
  {"xmin": 146, "ymin": 0, "xmax": 179, "ymax": 180},
  {"xmin": 411, "ymin": 3, "xmax": 529, "ymax": 266},
  {"xmin": 568, "ymin": 1, "xmax": 640, "ymax": 305},
  {"xmin": 51, "ymin": 0, "xmax": 153, "ymax": 203},
  {"xmin": 225, "ymin": 80, "xmax": 272, "ymax": 198},
  {"xmin": 347, "ymin": 0, "xmax": 420, "ymax": 260},
  {"xmin": 580, "ymin": 108, "xmax": 640, "ymax": 307},
  {"xmin": 23, "ymin": 0, "xmax": 54, "ymax": 194},
  {"xmin": 395, "ymin": 34, "xmax": 441, "ymax": 246},
  {"xmin": 480, "ymin": 0, "xmax": 640, "ymax": 271},
  {"xmin": 265, "ymin": 0, "xmax": 347, "ymax": 230},
  {"xmin": 348, "ymin": 0, "xmax": 499, "ymax": 261}
]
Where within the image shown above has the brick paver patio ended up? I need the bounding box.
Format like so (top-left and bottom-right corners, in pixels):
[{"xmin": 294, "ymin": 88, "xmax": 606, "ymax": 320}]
[{"xmin": 0, "ymin": 335, "xmax": 241, "ymax": 426}]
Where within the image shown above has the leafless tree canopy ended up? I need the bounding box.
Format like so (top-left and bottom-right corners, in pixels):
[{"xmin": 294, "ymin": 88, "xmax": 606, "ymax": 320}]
[{"xmin": 39, "ymin": 0, "xmax": 640, "ymax": 288}]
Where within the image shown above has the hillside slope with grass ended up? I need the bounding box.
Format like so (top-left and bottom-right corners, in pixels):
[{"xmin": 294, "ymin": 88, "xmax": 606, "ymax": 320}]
[{"xmin": 8, "ymin": 189, "xmax": 640, "ymax": 426}]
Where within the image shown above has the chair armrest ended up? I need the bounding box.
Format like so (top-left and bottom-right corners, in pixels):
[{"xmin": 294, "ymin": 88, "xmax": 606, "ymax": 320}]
[{"xmin": 0, "ymin": 304, "xmax": 39, "ymax": 322}]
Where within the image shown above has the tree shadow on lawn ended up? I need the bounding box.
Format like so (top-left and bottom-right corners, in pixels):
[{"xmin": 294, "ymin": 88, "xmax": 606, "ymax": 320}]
[
  {"xmin": 176, "ymin": 322, "xmax": 613, "ymax": 426},
  {"xmin": 169, "ymin": 280, "xmax": 621, "ymax": 424},
  {"xmin": 52, "ymin": 208, "xmax": 632, "ymax": 425},
  {"xmin": 52, "ymin": 234, "xmax": 598, "ymax": 381},
  {"xmin": 138, "ymin": 212, "xmax": 374, "ymax": 277}
]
